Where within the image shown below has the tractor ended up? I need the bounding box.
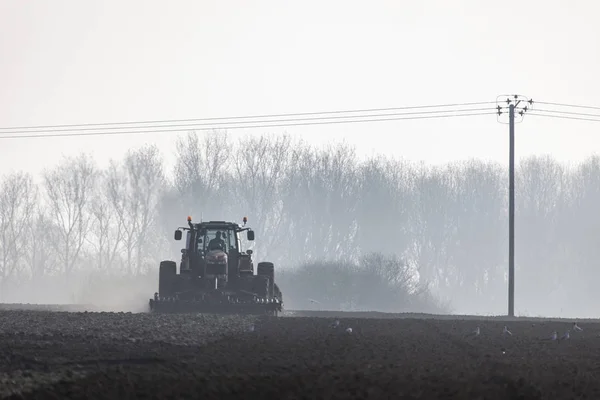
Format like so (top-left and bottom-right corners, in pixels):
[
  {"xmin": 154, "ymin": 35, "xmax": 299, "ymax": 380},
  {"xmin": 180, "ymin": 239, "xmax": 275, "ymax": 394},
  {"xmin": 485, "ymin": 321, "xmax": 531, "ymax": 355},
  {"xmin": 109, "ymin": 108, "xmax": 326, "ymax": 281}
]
[{"xmin": 148, "ymin": 216, "xmax": 283, "ymax": 315}]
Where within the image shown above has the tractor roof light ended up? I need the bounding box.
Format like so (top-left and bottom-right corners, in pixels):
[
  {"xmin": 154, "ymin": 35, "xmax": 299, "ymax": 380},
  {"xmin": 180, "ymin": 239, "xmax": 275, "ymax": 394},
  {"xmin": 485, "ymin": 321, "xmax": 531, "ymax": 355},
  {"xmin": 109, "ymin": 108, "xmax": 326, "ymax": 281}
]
[
  {"xmin": 187, "ymin": 216, "xmax": 192, "ymax": 222},
  {"xmin": 243, "ymin": 216, "xmax": 247, "ymax": 226}
]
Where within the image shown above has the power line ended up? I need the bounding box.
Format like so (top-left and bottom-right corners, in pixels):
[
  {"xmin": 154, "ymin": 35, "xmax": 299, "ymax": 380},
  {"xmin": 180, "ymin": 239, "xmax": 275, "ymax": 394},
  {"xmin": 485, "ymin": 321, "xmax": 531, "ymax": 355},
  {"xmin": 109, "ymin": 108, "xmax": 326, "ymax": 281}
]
[
  {"xmin": 533, "ymin": 100, "xmax": 600, "ymax": 111},
  {"xmin": 527, "ymin": 112, "xmax": 600, "ymax": 123},
  {"xmin": 0, "ymin": 101, "xmax": 497, "ymax": 132},
  {"xmin": 0, "ymin": 107, "xmax": 495, "ymax": 135},
  {"xmin": 533, "ymin": 108, "xmax": 600, "ymax": 119},
  {"xmin": 0, "ymin": 111, "xmax": 496, "ymax": 140}
]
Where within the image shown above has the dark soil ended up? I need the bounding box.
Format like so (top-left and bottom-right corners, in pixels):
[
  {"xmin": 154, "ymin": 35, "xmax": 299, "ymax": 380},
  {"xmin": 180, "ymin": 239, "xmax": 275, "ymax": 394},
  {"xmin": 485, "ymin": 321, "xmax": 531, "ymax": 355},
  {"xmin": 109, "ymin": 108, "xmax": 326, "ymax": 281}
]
[{"xmin": 1, "ymin": 309, "xmax": 599, "ymax": 399}]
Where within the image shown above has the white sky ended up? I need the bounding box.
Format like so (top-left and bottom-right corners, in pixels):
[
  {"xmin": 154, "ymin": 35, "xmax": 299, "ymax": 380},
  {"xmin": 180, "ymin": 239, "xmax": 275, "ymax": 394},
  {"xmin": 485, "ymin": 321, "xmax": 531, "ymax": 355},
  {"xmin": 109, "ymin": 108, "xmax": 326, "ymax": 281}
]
[{"xmin": 1, "ymin": 0, "xmax": 599, "ymax": 180}]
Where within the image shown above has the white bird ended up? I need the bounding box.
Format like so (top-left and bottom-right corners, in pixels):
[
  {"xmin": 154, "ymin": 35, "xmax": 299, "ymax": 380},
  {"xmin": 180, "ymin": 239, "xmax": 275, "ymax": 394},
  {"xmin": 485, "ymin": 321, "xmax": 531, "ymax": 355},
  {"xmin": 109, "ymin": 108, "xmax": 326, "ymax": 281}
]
[
  {"xmin": 465, "ymin": 326, "xmax": 480, "ymax": 337},
  {"xmin": 573, "ymin": 322, "xmax": 583, "ymax": 332},
  {"xmin": 331, "ymin": 320, "xmax": 340, "ymax": 328},
  {"xmin": 503, "ymin": 325, "xmax": 512, "ymax": 336},
  {"xmin": 560, "ymin": 330, "xmax": 570, "ymax": 341},
  {"xmin": 549, "ymin": 331, "xmax": 558, "ymax": 341},
  {"xmin": 345, "ymin": 327, "xmax": 352, "ymax": 334}
]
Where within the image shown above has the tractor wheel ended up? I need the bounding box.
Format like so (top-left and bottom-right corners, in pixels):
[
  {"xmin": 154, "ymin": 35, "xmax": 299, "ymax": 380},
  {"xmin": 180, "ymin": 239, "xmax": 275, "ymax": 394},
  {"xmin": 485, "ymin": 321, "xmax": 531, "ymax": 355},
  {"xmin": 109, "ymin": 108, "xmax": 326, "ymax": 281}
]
[
  {"xmin": 253, "ymin": 274, "xmax": 269, "ymax": 298},
  {"xmin": 257, "ymin": 262, "xmax": 275, "ymax": 298},
  {"xmin": 159, "ymin": 260, "xmax": 177, "ymax": 298}
]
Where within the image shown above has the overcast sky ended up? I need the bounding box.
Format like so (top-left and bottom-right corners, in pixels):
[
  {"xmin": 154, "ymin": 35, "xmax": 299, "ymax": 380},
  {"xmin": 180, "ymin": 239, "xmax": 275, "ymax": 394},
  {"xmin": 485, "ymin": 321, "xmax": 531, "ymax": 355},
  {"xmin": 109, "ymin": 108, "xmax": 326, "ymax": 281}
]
[{"xmin": 1, "ymin": 0, "xmax": 599, "ymax": 180}]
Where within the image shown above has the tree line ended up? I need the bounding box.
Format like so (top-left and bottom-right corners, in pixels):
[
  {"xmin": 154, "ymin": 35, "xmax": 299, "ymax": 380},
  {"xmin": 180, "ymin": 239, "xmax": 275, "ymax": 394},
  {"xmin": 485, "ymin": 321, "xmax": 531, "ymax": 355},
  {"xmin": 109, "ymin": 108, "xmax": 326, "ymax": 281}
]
[{"xmin": 0, "ymin": 131, "xmax": 597, "ymax": 316}]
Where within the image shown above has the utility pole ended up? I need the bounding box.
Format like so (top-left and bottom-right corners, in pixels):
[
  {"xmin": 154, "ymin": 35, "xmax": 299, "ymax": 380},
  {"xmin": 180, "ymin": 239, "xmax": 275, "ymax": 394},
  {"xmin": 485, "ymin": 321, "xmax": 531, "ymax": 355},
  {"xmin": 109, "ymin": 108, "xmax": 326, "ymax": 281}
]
[{"xmin": 496, "ymin": 95, "xmax": 532, "ymax": 317}]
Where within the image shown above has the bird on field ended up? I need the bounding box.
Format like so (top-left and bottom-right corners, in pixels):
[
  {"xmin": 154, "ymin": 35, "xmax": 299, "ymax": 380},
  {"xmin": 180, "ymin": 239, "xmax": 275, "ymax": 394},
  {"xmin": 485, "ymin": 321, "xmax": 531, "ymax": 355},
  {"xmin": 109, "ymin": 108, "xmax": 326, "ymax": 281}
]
[
  {"xmin": 345, "ymin": 327, "xmax": 353, "ymax": 334},
  {"xmin": 464, "ymin": 326, "xmax": 480, "ymax": 338},
  {"xmin": 573, "ymin": 322, "xmax": 583, "ymax": 332},
  {"xmin": 559, "ymin": 330, "xmax": 570, "ymax": 341},
  {"xmin": 331, "ymin": 320, "xmax": 340, "ymax": 328},
  {"xmin": 503, "ymin": 326, "xmax": 512, "ymax": 336},
  {"xmin": 542, "ymin": 331, "xmax": 558, "ymax": 341},
  {"xmin": 308, "ymin": 298, "xmax": 321, "ymax": 304}
]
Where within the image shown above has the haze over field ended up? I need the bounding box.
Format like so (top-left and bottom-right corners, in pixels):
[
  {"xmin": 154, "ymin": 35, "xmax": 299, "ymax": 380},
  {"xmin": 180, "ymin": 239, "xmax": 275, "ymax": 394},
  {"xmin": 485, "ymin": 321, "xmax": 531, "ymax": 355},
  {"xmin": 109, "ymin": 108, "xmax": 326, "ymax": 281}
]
[{"xmin": 1, "ymin": 1, "xmax": 600, "ymax": 317}]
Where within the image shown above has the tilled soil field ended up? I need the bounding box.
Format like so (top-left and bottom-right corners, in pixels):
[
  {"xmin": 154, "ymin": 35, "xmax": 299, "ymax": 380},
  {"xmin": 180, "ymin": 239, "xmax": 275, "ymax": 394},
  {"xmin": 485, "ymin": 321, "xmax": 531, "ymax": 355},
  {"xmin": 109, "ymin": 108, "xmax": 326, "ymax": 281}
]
[{"xmin": 1, "ymin": 309, "xmax": 600, "ymax": 399}]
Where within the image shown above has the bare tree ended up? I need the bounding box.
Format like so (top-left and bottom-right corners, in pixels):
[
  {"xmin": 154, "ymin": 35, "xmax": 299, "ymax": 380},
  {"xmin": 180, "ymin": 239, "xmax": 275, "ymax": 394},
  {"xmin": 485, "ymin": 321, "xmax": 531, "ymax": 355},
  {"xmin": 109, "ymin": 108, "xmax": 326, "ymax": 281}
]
[
  {"xmin": 127, "ymin": 145, "xmax": 165, "ymax": 274},
  {"xmin": 276, "ymin": 141, "xmax": 361, "ymax": 264},
  {"xmin": 173, "ymin": 130, "xmax": 231, "ymax": 217},
  {"xmin": 515, "ymin": 155, "xmax": 567, "ymax": 312},
  {"xmin": 276, "ymin": 140, "xmax": 318, "ymax": 262},
  {"xmin": 107, "ymin": 145, "xmax": 165, "ymax": 275},
  {"xmin": 43, "ymin": 154, "xmax": 98, "ymax": 277},
  {"xmin": 444, "ymin": 159, "xmax": 506, "ymax": 313},
  {"xmin": 0, "ymin": 171, "xmax": 38, "ymax": 298},
  {"xmin": 107, "ymin": 159, "xmax": 135, "ymax": 274},
  {"xmin": 555, "ymin": 155, "xmax": 600, "ymax": 313},
  {"xmin": 355, "ymin": 156, "xmax": 415, "ymax": 257},
  {"xmin": 87, "ymin": 169, "xmax": 123, "ymax": 271},
  {"xmin": 407, "ymin": 164, "xmax": 456, "ymax": 291},
  {"xmin": 24, "ymin": 206, "xmax": 58, "ymax": 281},
  {"xmin": 229, "ymin": 134, "xmax": 293, "ymax": 261},
  {"xmin": 302, "ymin": 142, "xmax": 361, "ymax": 260}
]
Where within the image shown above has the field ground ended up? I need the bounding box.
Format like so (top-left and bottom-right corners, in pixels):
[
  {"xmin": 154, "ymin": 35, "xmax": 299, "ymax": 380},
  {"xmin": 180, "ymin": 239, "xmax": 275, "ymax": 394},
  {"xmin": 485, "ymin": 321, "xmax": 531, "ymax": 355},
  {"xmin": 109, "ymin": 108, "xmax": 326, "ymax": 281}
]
[{"xmin": 1, "ymin": 305, "xmax": 600, "ymax": 399}]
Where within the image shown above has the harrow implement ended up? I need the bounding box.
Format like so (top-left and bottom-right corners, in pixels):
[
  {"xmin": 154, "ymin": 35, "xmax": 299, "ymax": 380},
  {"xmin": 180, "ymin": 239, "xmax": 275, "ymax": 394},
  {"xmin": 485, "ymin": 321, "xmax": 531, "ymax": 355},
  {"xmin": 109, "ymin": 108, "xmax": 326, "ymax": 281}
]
[{"xmin": 149, "ymin": 293, "xmax": 283, "ymax": 315}]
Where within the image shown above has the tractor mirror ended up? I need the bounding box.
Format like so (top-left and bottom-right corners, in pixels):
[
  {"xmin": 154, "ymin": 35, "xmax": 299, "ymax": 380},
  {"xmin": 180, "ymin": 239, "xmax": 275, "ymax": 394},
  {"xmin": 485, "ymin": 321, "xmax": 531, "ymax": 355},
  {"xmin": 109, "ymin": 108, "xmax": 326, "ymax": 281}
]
[
  {"xmin": 174, "ymin": 230, "xmax": 182, "ymax": 240},
  {"xmin": 247, "ymin": 230, "xmax": 255, "ymax": 241}
]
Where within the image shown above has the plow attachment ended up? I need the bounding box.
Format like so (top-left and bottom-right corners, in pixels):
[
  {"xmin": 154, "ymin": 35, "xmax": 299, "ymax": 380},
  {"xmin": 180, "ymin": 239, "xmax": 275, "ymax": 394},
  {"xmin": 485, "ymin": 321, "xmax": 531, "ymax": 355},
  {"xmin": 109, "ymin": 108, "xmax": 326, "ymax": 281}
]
[{"xmin": 149, "ymin": 293, "xmax": 283, "ymax": 315}]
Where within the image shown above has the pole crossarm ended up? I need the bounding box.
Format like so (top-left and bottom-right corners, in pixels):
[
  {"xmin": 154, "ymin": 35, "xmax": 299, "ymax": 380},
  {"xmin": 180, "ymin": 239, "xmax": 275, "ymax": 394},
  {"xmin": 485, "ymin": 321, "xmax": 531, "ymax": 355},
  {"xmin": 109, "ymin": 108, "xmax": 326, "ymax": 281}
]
[{"xmin": 496, "ymin": 94, "xmax": 533, "ymax": 124}]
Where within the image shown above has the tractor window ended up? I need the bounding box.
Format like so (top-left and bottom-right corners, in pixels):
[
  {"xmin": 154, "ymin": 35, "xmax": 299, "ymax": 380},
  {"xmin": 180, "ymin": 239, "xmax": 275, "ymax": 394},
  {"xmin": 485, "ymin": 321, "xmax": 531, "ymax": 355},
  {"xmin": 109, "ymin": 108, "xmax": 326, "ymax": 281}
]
[{"xmin": 200, "ymin": 229, "xmax": 237, "ymax": 253}]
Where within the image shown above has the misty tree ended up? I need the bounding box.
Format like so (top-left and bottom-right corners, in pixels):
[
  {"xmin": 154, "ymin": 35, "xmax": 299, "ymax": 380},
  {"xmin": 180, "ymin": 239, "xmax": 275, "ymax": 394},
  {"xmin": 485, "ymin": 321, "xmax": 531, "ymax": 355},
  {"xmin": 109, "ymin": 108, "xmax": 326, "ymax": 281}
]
[
  {"xmin": 278, "ymin": 252, "xmax": 446, "ymax": 313},
  {"xmin": 229, "ymin": 134, "xmax": 294, "ymax": 261},
  {"xmin": 279, "ymin": 142, "xmax": 361, "ymax": 264},
  {"xmin": 173, "ymin": 130, "xmax": 232, "ymax": 218},
  {"xmin": 0, "ymin": 172, "xmax": 38, "ymax": 298},
  {"xmin": 87, "ymin": 169, "xmax": 123, "ymax": 271},
  {"xmin": 24, "ymin": 207, "xmax": 58, "ymax": 280},
  {"xmin": 355, "ymin": 156, "xmax": 416, "ymax": 258},
  {"xmin": 107, "ymin": 159, "xmax": 133, "ymax": 273},
  {"xmin": 304, "ymin": 142, "xmax": 361, "ymax": 260},
  {"xmin": 515, "ymin": 155, "xmax": 568, "ymax": 312},
  {"xmin": 555, "ymin": 155, "xmax": 600, "ymax": 313},
  {"xmin": 276, "ymin": 141, "xmax": 318, "ymax": 262},
  {"xmin": 443, "ymin": 160, "xmax": 506, "ymax": 312},
  {"xmin": 43, "ymin": 154, "xmax": 98, "ymax": 277},
  {"xmin": 407, "ymin": 164, "xmax": 456, "ymax": 292},
  {"xmin": 107, "ymin": 145, "xmax": 165, "ymax": 275}
]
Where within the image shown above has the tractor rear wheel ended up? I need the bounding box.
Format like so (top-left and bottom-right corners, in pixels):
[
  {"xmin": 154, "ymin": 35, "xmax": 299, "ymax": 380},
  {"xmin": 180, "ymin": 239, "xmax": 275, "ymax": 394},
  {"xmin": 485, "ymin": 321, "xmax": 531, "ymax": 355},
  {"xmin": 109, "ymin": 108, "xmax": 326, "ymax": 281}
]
[
  {"xmin": 257, "ymin": 262, "xmax": 275, "ymax": 298},
  {"xmin": 253, "ymin": 274, "xmax": 269, "ymax": 298},
  {"xmin": 159, "ymin": 260, "xmax": 177, "ymax": 298}
]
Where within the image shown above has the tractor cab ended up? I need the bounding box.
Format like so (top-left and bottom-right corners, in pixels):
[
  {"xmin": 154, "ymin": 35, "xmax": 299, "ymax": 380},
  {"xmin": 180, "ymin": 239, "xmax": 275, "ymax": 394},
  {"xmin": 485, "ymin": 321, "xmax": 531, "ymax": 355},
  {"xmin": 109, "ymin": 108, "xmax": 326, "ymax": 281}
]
[{"xmin": 174, "ymin": 217, "xmax": 255, "ymax": 284}]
